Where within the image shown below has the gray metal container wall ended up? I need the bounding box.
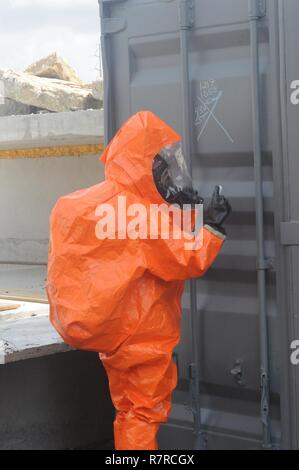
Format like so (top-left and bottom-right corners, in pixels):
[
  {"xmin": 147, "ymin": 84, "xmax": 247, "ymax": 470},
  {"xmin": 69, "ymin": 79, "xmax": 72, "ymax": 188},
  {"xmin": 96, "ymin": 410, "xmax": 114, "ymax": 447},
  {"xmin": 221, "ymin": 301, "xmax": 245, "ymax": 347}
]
[
  {"xmin": 270, "ymin": 0, "xmax": 299, "ymax": 449},
  {"xmin": 99, "ymin": 0, "xmax": 299, "ymax": 449}
]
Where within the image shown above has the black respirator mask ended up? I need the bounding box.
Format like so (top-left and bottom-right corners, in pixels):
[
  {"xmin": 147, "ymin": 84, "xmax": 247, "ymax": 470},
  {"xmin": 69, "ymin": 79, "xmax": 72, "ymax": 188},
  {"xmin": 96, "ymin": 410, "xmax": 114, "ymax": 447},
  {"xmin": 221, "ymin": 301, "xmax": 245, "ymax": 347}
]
[{"xmin": 152, "ymin": 142, "xmax": 203, "ymax": 208}]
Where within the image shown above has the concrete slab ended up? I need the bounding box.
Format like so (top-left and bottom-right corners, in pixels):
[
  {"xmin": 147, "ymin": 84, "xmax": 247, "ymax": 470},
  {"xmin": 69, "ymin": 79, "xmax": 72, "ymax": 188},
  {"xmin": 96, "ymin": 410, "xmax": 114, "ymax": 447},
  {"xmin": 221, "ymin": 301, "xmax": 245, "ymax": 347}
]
[
  {"xmin": 0, "ymin": 109, "xmax": 104, "ymax": 150},
  {"xmin": 0, "ymin": 350, "xmax": 114, "ymax": 450},
  {"xmin": 0, "ymin": 264, "xmax": 47, "ymax": 300},
  {"xmin": 0, "ymin": 265, "xmax": 69, "ymax": 365},
  {"xmin": 0, "ymin": 312, "xmax": 69, "ymax": 365},
  {"xmin": 0, "ymin": 300, "xmax": 48, "ymax": 321}
]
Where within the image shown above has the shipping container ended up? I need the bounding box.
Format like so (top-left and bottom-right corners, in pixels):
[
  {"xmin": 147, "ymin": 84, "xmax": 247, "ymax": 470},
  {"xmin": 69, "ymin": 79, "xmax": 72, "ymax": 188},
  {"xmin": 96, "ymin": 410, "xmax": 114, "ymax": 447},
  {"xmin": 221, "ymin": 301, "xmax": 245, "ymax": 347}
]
[{"xmin": 99, "ymin": 0, "xmax": 299, "ymax": 449}]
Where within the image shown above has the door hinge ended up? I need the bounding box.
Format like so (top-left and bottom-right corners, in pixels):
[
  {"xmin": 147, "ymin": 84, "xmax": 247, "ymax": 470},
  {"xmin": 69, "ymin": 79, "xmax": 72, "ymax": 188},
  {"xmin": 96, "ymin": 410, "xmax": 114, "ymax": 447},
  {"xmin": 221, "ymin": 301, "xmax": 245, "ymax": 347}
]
[
  {"xmin": 248, "ymin": 0, "xmax": 266, "ymax": 19},
  {"xmin": 102, "ymin": 17, "xmax": 126, "ymax": 35},
  {"xmin": 280, "ymin": 221, "xmax": 299, "ymax": 246},
  {"xmin": 260, "ymin": 370, "xmax": 270, "ymax": 426},
  {"xmin": 256, "ymin": 258, "xmax": 275, "ymax": 271},
  {"xmin": 178, "ymin": 0, "xmax": 194, "ymax": 30}
]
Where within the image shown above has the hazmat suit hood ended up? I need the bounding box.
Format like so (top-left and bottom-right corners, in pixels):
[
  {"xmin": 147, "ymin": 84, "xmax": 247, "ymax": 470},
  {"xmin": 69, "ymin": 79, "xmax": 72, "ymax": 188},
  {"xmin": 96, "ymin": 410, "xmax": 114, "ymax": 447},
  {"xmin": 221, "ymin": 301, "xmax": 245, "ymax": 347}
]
[{"xmin": 100, "ymin": 111, "xmax": 180, "ymax": 204}]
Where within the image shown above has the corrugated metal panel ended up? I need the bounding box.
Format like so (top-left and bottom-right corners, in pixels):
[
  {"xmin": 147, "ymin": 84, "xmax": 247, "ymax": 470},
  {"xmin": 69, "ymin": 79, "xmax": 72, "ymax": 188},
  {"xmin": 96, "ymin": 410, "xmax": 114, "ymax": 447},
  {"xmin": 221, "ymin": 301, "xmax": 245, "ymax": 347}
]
[
  {"xmin": 269, "ymin": 0, "xmax": 299, "ymax": 449},
  {"xmin": 100, "ymin": 0, "xmax": 282, "ymax": 448}
]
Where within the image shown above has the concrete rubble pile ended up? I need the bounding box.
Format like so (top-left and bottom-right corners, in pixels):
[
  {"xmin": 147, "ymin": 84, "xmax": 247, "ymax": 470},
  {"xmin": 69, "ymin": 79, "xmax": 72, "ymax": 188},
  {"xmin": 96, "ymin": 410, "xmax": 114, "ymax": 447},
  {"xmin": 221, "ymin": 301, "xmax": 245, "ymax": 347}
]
[{"xmin": 0, "ymin": 52, "xmax": 103, "ymax": 116}]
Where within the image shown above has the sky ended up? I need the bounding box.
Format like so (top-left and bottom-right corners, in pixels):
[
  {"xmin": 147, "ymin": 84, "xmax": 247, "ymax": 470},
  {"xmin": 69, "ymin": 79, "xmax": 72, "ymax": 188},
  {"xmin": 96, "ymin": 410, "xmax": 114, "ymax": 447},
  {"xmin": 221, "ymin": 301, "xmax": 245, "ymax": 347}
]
[{"xmin": 0, "ymin": 0, "xmax": 101, "ymax": 83}]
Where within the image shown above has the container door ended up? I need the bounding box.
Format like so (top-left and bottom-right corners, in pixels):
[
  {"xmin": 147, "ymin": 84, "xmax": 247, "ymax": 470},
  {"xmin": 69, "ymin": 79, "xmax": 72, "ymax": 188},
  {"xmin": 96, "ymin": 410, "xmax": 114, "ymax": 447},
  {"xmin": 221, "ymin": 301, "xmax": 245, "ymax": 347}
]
[
  {"xmin": 100, "ymin": 0, "xmax": 280, "ymax": 449},
  {"xmin": 270, "ymin": 0, "xmax": 299, "ymax": 449}
]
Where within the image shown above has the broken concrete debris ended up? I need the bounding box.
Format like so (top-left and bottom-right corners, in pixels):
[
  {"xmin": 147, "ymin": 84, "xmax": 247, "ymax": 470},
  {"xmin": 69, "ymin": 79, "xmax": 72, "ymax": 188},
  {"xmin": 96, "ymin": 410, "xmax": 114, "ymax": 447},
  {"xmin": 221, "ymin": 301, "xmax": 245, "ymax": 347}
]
[
  {"xmin": 25, "ymin": 52, "xmax": 83, "ymax": 85},
  {"xmin": 88, "ymin": 80, "xmax": 103, "ymax": 102},
  {"xmin": 0, "ymin": 97, "xmax": 33, "ymax": 117},
  {"xmin": 0, "ymin": 69, "xmax": 98, "ymax": 113},
  {"xmin": 0, "ymin": 52, "xmax": 102, "ymax": 115}
]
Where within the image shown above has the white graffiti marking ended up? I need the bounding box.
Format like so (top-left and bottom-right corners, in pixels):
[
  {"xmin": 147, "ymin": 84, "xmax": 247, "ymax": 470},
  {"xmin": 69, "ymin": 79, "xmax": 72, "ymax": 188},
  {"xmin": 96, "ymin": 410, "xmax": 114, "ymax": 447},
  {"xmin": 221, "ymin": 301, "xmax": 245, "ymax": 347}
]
[{"xmin": 195, "ymin": 79, "xmax": 234, "ymax": 143}]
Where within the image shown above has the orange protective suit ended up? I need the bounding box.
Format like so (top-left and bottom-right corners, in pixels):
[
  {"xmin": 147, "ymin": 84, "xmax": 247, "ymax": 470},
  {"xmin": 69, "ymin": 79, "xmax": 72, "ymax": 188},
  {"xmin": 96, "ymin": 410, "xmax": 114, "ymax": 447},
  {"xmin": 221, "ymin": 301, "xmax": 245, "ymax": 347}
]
[{"xmin": 47, "ymin": 111, "xmax": 225, "ymax": 450}]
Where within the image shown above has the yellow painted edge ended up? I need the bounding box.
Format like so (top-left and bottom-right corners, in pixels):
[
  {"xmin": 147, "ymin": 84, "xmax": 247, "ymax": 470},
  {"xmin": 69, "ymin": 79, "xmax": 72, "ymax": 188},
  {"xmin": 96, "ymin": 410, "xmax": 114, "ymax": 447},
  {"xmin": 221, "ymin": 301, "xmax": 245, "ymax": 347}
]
[{"xmin": 0, "ymin": 143, "xmax": 104, "ymax": 159}]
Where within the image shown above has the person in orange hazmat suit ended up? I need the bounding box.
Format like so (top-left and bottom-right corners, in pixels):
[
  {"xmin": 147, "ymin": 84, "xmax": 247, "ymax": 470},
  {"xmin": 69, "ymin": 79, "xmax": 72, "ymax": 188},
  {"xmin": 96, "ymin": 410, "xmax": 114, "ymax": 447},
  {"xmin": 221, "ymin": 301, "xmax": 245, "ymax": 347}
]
[{"xmin": 47, "ymin": 111, "xmax": 231, "ymax": 450}]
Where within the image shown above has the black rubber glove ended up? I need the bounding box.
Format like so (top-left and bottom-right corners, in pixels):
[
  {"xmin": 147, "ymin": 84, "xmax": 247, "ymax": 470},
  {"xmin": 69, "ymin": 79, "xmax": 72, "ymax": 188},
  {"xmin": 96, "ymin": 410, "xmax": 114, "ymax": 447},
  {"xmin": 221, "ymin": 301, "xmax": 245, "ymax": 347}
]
[
  {"xmin": 172, "ymin": 186, "xmax": 203, "ymax": 208},
  {"xmin": 204, "ymin": 185, "xmax": 231, "ymax": 235}
]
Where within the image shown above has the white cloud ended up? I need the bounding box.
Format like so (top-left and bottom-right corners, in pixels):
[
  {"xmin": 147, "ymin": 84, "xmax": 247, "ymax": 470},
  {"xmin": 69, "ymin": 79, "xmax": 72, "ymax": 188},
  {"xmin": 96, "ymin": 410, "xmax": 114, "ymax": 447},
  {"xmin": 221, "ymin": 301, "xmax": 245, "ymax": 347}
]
[
  {"xmin": 2, "ymin": 27, "xmax": 101, "ymax": 83},
  {"xmin": 1, "ymin": 1, "xmax": 101, "ymax": 83}
]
